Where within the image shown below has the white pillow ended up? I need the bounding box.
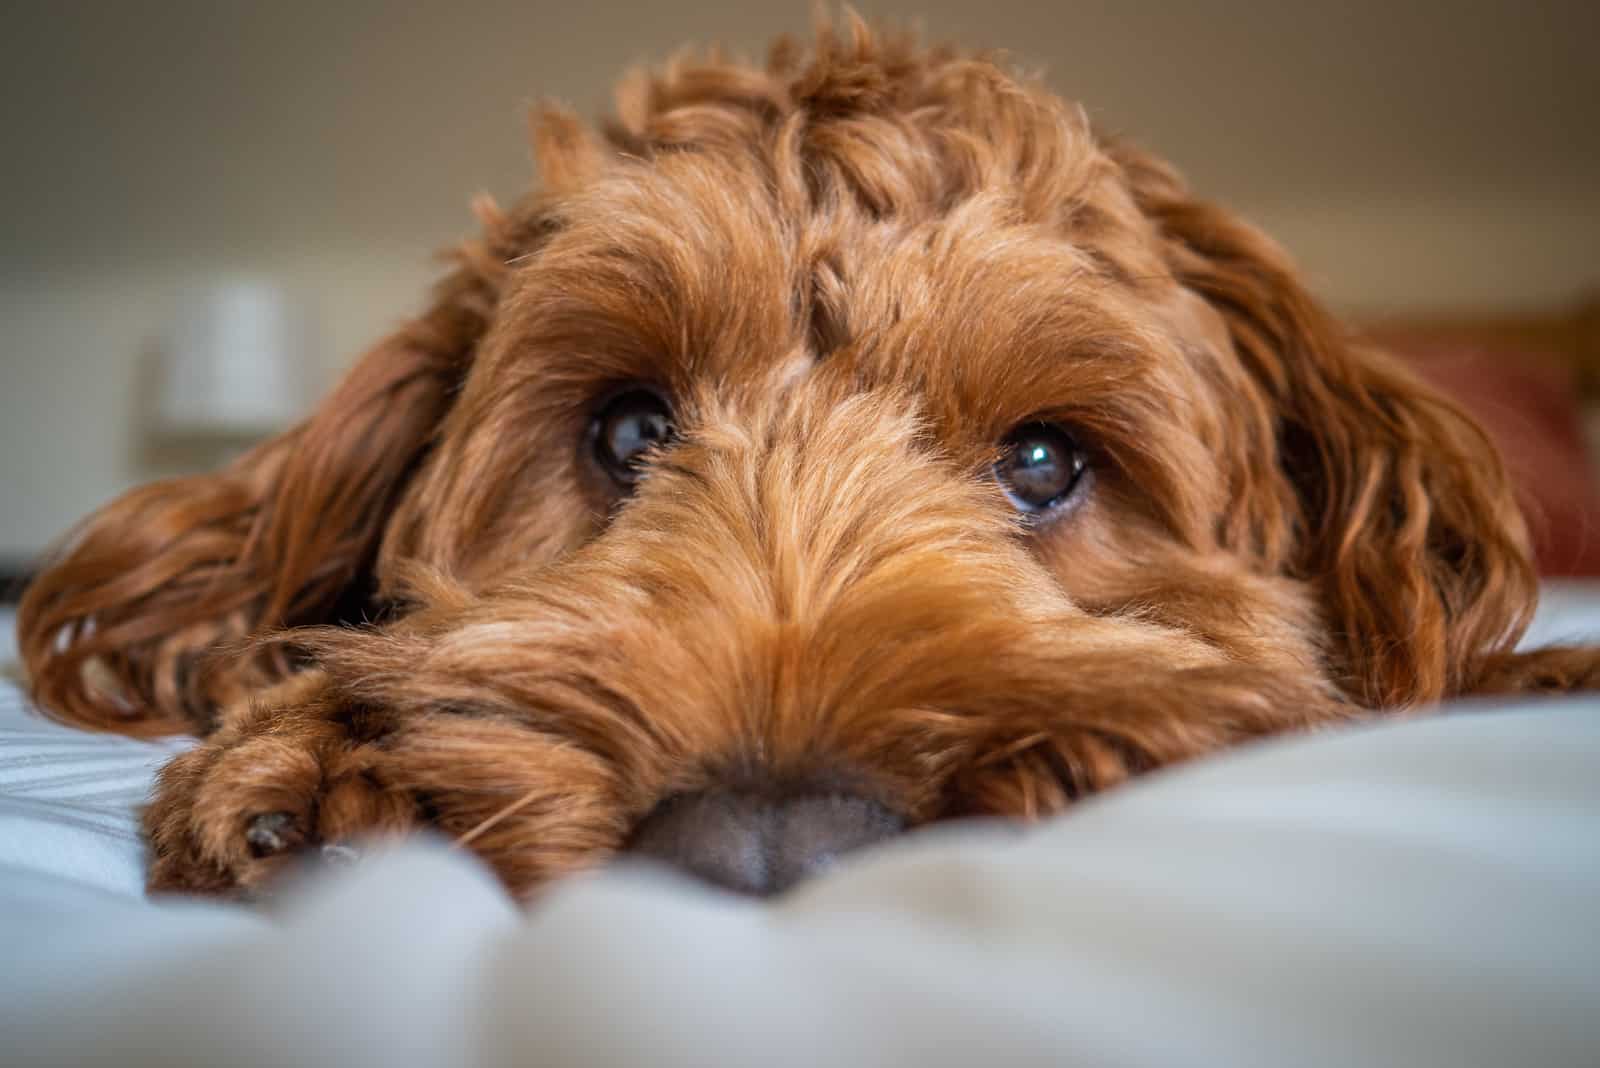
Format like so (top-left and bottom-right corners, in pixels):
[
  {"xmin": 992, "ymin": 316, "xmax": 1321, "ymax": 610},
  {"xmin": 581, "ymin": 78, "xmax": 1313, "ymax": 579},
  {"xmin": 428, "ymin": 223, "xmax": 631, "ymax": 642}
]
[
  {"xmin": 0, "ymin": 675, "xmax": 189, "ymax": 898},
  {"xmin": 3, "ymin": 595, "xmax": 1599, "ymax": 1066},
  {"xmin": 3, "ymin": 689, "xmax": 1598, "ymax": 1067}
]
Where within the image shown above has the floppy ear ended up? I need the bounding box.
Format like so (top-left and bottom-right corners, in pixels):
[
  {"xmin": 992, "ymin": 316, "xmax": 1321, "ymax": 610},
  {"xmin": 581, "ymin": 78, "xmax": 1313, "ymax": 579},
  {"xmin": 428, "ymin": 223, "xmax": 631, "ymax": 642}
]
[
  {"xmin": 1110, "ymin": 143, "xmax": 1538, "ymax": 709},
  {"xmin": 18, "ymin": 200, "xmax": 542, "ymax": 736},
  {"xmin": 21, "ymin": 106, "xmax": 610, "ymax": 737}
]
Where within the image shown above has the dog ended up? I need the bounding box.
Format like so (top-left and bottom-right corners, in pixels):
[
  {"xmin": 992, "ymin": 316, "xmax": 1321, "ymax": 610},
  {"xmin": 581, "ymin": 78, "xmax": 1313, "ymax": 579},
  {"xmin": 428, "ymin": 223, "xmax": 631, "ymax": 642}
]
[{"xmin": 18, "ymin": 17, "xmax": 1600, "ymax": 899}]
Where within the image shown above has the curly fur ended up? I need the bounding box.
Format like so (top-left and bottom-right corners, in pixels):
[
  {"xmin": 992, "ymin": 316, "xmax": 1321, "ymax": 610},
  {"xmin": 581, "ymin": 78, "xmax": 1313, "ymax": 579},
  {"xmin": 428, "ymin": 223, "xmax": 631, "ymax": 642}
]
[{"xmin": 18, "ymin": 16, "xmax": 1599, "ymax": 898}]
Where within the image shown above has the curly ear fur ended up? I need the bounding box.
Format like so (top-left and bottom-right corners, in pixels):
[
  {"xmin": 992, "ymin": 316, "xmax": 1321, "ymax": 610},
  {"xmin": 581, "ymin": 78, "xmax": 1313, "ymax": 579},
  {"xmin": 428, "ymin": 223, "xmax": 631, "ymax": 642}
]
[
  {"xmin": 16, "ymin": 211, "xmax": 538, "ymax": 736},
  {"xmin": 1110, "ymin": 143, "xmax": 1538, "ymax": 708},
  {"xmin": 18, "ymin": 105, "xmax": 607, "ymax": 737}
]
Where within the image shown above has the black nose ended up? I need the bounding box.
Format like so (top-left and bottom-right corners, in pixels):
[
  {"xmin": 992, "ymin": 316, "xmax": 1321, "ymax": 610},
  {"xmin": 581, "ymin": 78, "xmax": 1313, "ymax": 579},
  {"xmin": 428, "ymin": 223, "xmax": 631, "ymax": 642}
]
[{"xmin": 625, "ymin": 789, "xmax": 904, "ymax": 896}]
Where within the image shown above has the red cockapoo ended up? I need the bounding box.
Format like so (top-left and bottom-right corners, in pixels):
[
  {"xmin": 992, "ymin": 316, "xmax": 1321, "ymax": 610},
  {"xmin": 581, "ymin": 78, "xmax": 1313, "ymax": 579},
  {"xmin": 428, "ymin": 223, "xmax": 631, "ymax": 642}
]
[{"xmin": 20, "ymin": 19, "xmax": 1600, "ymax": 898}]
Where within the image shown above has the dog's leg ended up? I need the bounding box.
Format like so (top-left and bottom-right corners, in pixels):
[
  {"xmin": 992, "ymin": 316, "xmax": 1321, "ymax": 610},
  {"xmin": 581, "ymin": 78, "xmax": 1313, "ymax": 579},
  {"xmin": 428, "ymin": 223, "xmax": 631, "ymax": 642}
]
[
  {"xmin": 945, "ymin": 665, "xmax": 1358, "ymax": 819},
  {"xmin": 143, "ymin": 672, "xmax": 416, "ymax": 896},
  {"xmin": 144, "ymin": 671, "xmax": 629, "ymax": 899},
  {"xmin": 1469, "ymin": 647, "xmax": 1600, "ymax": 695}
]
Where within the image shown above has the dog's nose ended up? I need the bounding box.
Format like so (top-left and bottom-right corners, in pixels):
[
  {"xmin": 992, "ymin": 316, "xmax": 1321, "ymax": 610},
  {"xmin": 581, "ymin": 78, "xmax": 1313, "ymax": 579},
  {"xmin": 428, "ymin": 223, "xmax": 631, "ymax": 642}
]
[{"xmin": 625, "ymin": 789, "xmax": 903, "ymax": 896}]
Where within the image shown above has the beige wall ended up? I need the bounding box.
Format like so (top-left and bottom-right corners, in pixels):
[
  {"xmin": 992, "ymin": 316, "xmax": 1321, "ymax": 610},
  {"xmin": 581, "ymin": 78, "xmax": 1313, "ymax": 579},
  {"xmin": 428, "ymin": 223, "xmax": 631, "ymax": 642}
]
[{"xmin": 2, "ymin": 0, "xmax": 1597, "ymax": 559}]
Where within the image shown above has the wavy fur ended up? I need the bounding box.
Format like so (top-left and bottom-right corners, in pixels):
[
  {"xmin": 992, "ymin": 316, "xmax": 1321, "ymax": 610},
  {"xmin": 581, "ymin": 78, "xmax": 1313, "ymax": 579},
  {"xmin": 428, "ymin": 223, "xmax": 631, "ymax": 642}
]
[{"xmin": 19, "ymin": 15, "xmax": 1596, "ymax": 898}]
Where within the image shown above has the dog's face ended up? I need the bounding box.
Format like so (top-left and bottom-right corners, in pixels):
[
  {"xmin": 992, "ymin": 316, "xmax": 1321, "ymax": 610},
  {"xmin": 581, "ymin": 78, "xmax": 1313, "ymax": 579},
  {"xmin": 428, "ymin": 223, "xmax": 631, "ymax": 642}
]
[{"xmin": 22, "ymin": 24, "xmax": 1540, "ymax": 895}]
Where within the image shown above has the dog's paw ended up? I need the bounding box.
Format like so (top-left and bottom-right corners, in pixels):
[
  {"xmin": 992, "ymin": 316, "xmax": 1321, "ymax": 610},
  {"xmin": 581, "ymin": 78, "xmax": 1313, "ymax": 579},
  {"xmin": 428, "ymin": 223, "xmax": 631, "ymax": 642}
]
[
  {"xmin": 143, "ymin": 677, "xmax": 416, "ymax": 897},
  {"xmin": 243, "ymin": 810, "xmax": 305, "ymax": 858}
]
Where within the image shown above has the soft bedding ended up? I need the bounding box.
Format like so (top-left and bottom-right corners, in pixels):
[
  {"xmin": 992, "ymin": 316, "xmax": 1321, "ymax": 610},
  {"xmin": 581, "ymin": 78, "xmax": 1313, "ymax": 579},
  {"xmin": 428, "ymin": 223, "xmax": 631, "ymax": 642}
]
[{"xmin": 2, "ymin": 600, "xmax": 1599, "ymax": 1067}]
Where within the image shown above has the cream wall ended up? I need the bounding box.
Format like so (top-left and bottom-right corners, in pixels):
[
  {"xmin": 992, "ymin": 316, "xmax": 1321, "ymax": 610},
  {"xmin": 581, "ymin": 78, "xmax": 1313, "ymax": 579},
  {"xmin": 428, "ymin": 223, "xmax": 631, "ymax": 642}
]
[{"xmin": 2, "ymin": 0, "xmax": 1596, "ymax": 560}]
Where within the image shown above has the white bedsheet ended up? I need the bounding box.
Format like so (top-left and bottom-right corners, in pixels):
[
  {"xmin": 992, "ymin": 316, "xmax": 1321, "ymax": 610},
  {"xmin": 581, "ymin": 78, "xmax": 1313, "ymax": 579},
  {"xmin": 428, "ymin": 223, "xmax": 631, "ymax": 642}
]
[{"xmin": 2, "ymin": 597, "xmax": 1599, "ymax": 1067}]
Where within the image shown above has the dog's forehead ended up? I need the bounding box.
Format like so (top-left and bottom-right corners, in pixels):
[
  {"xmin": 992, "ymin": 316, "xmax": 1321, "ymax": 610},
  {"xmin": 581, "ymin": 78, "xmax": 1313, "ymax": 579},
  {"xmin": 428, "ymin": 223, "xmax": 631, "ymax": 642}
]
[{"xmin": 500, "ymin": 143, "xmax": 1197, "ymax": 439}]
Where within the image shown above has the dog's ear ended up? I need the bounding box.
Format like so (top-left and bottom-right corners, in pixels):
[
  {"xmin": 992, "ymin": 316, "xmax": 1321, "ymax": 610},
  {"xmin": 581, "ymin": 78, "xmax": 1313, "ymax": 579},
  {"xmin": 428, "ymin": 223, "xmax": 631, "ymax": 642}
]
[
  {"xmin": 20, "ymin": 108, "xmax": 607, "ymax": 736},
  {"xmin": 1111, "ymin": 143, "xmax": 1537, "ymax": 708},
  {"xmin": 17, "ymin": 200, "xmax": 550, "ymax": 736}
]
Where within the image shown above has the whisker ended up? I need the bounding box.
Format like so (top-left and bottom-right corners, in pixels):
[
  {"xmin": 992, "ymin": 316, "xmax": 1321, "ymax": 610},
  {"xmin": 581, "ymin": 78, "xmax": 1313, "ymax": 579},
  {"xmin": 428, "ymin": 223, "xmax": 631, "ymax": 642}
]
[{"xmin": 453, "ymin": 785, "xmax": 546, "ymax": 848}]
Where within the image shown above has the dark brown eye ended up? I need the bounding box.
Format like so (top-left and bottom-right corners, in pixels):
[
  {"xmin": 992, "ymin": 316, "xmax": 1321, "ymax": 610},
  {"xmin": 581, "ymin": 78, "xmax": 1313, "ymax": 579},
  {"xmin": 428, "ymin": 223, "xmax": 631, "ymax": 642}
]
[
  {"xmin": 995, "ymin": 422, "xmax": 1088, "ymax": 513},
  {"xmin": 592, "ymin": 388, "xmax": 675, "ymax": 487}
]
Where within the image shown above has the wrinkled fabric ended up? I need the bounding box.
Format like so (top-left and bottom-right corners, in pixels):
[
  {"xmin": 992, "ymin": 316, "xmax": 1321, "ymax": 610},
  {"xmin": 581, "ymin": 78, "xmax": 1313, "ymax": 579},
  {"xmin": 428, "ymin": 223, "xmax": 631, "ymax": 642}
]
[{"xmin": 2, "ymin": 690, "xmax": 1597, "ymax": 1068}]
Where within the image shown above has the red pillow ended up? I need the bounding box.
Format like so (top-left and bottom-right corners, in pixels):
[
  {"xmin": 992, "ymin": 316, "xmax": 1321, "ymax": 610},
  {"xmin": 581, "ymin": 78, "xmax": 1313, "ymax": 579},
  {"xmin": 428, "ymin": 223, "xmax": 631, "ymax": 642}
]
[{"xmin": 1375, "ymin": 330, "xmax": 1600, "ymax": 577}]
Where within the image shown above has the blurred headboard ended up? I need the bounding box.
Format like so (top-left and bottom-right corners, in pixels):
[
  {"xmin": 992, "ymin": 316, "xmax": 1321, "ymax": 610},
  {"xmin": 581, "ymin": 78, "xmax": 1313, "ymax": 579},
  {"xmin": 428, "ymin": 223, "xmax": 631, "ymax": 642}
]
[
  {"xmin": 1360, "ymin": 293, "xmax": 1600, "ymax": 577},
  {"xmin": 1362, "ymin": 293, "xmax": 1600, "ymax": 395}
]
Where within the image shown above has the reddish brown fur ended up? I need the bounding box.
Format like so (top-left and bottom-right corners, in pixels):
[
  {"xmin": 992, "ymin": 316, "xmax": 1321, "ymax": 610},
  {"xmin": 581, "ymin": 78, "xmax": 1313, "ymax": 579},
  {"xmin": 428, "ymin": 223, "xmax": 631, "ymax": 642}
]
[{"xmin": 18, "ymin": 17, "xmax": 1600, "ymax": 898}]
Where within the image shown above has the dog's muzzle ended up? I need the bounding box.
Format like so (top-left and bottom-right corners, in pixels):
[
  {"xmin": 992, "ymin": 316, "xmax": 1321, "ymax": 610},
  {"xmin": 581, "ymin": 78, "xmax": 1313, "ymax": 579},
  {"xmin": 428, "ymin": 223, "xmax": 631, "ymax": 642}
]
[{"xmin": 625, "ymin": 788, "xmax": 903, "ymax": 896}]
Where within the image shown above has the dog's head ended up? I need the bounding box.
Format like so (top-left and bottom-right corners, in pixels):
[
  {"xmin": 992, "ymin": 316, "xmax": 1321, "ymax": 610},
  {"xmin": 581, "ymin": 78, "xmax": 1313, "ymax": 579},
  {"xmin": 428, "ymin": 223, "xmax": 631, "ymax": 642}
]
[{"xmin": 22, "ymin": 21, "xmax": 1536, "ymax": 893}]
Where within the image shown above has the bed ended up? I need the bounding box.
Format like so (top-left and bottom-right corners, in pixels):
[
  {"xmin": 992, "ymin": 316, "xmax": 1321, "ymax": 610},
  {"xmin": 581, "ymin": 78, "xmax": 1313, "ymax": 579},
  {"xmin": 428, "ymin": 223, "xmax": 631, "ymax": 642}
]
[
  {"xmin": 2, "ymin": 592, "xmax": 1599, "ymax": 1067},
  {"xmin": 6, "ymin": 303, "xmax": 1600, "ymax": 1066}
]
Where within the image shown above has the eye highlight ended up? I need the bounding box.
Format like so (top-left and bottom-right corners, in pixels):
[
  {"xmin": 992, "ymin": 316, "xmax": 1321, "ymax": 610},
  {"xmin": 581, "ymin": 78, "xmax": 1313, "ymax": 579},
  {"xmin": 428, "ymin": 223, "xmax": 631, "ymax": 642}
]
[
  {"xmin": 591, "ymin": 388, "xmax": 675, "ymax": 488},
  {"xmin": 994, "ymin": 422, "xmax": 1088, "ymax": 514}
]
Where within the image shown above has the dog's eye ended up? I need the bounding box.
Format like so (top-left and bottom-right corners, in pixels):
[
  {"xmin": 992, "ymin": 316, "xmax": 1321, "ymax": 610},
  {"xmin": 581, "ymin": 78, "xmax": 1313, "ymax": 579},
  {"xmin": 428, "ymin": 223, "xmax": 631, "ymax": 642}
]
[
  {"xmin": 995, "ymin": 422, "xmax": 1088, "ymax": 513},
  {"xmin": 592, "ymin": 388, "xmax": 675, "ymax": 487}
]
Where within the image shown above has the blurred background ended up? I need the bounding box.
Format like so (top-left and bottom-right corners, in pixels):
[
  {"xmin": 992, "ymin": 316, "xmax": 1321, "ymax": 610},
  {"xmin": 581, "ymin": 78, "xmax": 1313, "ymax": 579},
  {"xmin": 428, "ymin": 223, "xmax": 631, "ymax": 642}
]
[{"xmin": 2, "ymin": 0, "xmax": 1597, "ymax": 576}]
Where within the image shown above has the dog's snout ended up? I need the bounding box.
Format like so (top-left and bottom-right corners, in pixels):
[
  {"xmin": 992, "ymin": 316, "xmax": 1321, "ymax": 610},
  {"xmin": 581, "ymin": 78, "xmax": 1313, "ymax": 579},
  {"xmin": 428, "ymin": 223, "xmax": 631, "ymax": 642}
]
[{"xmin": 625, "ymin": 789, "xmax": 903, "ymax": 896}]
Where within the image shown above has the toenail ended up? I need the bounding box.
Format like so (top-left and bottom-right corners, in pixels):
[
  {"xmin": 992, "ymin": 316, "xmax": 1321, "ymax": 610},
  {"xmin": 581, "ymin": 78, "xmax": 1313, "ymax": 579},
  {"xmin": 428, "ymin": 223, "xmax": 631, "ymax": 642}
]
[
  {"xmin": 245, "ymin": 812, "xmax": 298, "ymax": 858},
  {"xmin": 319, "ymin": 842, "xmax": 362, "ymax": 867}
]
